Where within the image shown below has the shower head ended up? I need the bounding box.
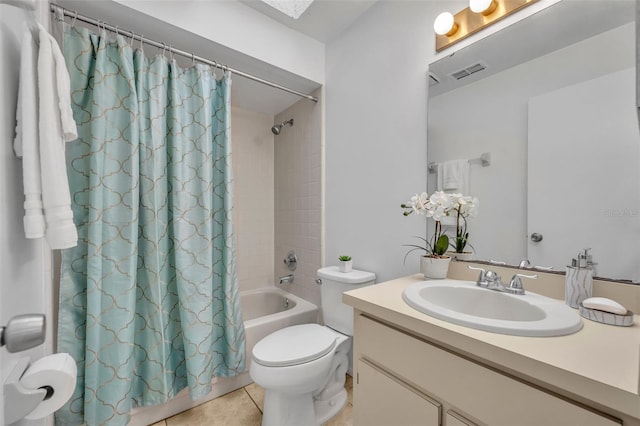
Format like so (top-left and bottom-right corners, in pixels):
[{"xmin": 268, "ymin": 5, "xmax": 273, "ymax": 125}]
[{"xmin": 271, "ymin": 118, "xmax": 294, "ymax": 135}]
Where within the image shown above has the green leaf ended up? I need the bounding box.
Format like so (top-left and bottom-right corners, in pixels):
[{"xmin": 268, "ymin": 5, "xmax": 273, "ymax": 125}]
[{"xmin": 434, "ymin": 235, "xmax": 449, "ymax": 256}]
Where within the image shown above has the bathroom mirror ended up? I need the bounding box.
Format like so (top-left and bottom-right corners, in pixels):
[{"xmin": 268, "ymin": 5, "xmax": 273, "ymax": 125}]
[{"xmin": 427, "ymin": 0, "xmax": 640, "ymax": 282}]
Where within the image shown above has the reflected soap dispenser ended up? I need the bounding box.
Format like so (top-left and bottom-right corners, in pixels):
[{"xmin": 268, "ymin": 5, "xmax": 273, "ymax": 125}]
[{"xmin": 565, "ymin": 248, "xmax": 593, "ymax": 308}]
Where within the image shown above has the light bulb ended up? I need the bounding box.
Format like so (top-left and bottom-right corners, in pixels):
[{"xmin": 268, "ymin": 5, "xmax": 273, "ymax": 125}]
[
  {"xmin": 433, "ymin": 12, "xmax": 457, "ymax": 36},
  {"xmin": 469, "ymin": 0, "xmax": 498, "ymax": 15}
]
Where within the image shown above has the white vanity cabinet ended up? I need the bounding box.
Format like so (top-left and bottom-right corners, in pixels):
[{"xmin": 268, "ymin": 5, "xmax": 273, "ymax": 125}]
[{"xmin": 353, "ymin": 313, "xmax": 621, "ymax": 426}]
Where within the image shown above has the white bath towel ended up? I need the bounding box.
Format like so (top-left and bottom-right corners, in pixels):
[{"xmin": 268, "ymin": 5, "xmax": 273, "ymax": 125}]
[
  {"xmin": 437, "ymin": 159, "xmax": 469, "ymax": 194},
  {"xmin": 14, "ymin": 22, "xmax": 78, "ymax": 249},
  {"xmin": 14, "ymin": 23, "xmax": 46, "ymax": 239}
]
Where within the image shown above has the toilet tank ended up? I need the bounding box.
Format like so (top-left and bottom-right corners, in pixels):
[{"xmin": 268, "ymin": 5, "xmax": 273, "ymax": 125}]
[{"xmin": 317, "ymin": 266, "xmax": 376, "ymax": 336}]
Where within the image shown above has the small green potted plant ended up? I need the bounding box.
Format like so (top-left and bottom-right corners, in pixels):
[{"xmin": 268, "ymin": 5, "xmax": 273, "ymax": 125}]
[{"xmin": 338, "ymin": 255, "xmax": 352, "ymax": 273}]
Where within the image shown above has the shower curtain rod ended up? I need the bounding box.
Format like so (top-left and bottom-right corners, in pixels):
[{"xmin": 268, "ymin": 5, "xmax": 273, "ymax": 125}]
[{"xmin": 49, "ymin": 3, "xmax": 319, "ymax": 103}]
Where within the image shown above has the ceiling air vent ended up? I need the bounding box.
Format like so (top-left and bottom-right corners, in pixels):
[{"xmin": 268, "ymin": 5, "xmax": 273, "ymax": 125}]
[
  {"xmin": 450, "ymin": 62, "xmax": 487, "ymax": 80},
  {"xmin": 428, "ymin": 72, "xmax": 440, "ymax": 86}
]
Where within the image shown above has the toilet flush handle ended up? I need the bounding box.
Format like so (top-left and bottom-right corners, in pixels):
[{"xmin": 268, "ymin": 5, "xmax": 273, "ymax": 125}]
[{"xmin": 315, "ymin": 278, "xmax": 322, "ymax": 286}]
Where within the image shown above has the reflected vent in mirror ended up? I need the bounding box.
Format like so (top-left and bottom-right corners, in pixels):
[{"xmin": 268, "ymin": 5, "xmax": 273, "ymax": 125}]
[
  {"xmin": 450, "ymin": 62, "xmax": 487, "ymax": 80},
  {"xmin": 428, "ymin": 72, "xmax": 440, "ymax": 87}
]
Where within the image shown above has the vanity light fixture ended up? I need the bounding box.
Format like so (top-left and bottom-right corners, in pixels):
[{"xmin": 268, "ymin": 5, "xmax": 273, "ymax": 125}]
[
  {"xmin": 469, "ymin": 0, "xmax": 499, "ymax": 15},
  {"xmin": 435, "ymin": 0, "xmax": 539, "ymax": 52},
  {"xmin": 434, "ymin": 12, "xmax": 458, "ymax": 37}
]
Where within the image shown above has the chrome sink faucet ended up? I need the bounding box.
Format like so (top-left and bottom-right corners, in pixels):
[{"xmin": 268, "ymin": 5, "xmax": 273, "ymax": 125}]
[{"xmin": 468, "ymin": 265, "xmax": 537, "ymax": 295}]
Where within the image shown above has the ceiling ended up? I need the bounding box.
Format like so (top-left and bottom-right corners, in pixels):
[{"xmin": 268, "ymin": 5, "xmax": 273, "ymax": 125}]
[{"xmin": 238, "ymin": 0, "xmax": 378, "ymax": 43}]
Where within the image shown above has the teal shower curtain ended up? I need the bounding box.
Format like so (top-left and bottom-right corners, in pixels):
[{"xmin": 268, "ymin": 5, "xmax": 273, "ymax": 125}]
[{"xmin": 56, "ymin": 23, "xmax": 245, "ymax": 425}]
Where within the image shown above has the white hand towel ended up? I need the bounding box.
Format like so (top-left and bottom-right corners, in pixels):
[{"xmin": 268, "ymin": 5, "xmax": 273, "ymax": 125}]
[
  {"xmin": 14, "ymin": 23, "xmax": 46, "ymax": 238},
  {"xmin": 438, "ymin": 159, "xmax": 469, "ymax": 194},
  {"xmin": 42, "ymin": 29, "xmax": 77, "ymax": 142},
  {"xmin": 37, "ymin": 23, "xmax": 78, "ymax": 249}
]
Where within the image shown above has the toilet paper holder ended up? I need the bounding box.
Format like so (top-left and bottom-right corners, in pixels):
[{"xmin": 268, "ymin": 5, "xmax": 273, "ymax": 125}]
[{"xmin": 4, "ymin": 357, "xmax": 48, "ymax": 425}]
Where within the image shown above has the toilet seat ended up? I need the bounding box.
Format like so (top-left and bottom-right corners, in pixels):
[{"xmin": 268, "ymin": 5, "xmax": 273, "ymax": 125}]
[{"xmin": 252, "ymin": 324, "xmax": 337, "ymax": 367}]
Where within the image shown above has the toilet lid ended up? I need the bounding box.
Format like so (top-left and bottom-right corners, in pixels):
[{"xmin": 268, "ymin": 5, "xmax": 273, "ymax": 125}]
[{"xmin": 252, "ymin": 324, "xmax": 337, "ymax": 367}]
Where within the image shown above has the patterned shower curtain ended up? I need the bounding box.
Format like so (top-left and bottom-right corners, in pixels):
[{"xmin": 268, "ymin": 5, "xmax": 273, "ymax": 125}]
[{"xmin": 56, "ymin": 23, "xmax": 245, "ymax": 425}]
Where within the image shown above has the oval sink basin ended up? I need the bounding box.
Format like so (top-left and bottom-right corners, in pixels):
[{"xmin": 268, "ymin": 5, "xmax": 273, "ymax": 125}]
[{"xmin": 403, "ymin": 280, "xmax": 582, "ymax": 337}]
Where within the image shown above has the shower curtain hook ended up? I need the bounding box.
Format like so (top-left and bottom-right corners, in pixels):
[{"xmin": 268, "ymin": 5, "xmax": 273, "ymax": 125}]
[
  {"xmin": 72, "ymin": 11, "xmax": 78, "ymax": 27},
  {"xmin": 139, "ymin": 34, "xmax": 144, "ymax": 51},
  {"xmin": 114, "ymin": 26, "xmax": 119, "ymax": 37},
  {"xmin": 54, "ymin": 7, "xmax": 64, "ymax": 22},
  {"xmin": 211, "ymin": 61, "xmax": 218, "ymax": 79},
  {"xmin": 191, "ymin": 53, "xmax": 195, "ymax": 66},
  {"xmin": 169, "ymin": 45, "xmax": 174, "ymax": 62}
]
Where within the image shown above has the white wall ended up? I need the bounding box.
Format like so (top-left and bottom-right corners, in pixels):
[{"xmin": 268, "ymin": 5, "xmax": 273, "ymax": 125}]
[
  {"xmin": 232, "ymin": 107, "xmax": 275, "ymax": 291},
  {"xmin": 274, "ymin": 90, "xmax": 323, "ymax": 306},
  {"xmin": 325, "ymin": 1, "xmax": 440, "ymax": 283},
  {"xmin": 0, "ymin": 4, "xmax": 54, "ymax": 426}
]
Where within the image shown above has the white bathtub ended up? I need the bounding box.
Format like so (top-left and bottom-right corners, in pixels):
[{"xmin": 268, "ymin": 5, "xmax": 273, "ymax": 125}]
[{"xmin": 130, "ymin": 287, "xmax": 318, "ymax": 425}]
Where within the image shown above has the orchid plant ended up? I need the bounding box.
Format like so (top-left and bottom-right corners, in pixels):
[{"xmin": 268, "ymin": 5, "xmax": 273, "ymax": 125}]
[
  {"xmin": 448, "ymin": 193, "xmax": 479, "ymax": 254},
  {"xmin": 401, "ymin": 191, "xmax": 479, "ymax": 259}
]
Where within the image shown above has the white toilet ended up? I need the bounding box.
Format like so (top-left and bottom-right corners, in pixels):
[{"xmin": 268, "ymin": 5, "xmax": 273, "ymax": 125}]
[{"xmin": 249, "ymin": 266, "xmax": 376, "ymax": 426}]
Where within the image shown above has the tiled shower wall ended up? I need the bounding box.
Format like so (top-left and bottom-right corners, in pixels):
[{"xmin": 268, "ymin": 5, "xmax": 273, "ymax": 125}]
[
  {"xmin": 232, "ymin": 107, "xmax": 275, "ymax": 291},
  {"xmin": 274, "ymin": 90, "xmax": 323, "ymax": 307}
]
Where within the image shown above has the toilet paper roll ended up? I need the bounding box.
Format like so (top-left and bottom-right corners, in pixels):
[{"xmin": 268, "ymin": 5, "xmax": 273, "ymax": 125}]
[{"xmin": 20, "ymin": 353, "xmax": 77, "ymax": 420}]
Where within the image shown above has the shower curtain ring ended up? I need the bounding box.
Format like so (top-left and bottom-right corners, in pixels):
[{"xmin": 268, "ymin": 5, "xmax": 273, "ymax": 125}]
[
  {"xmin": 169, "ymin": 45, "xmax": 174, "ymax": 62},
  {"xmin": 191, "ymin": 53, "xmax": 195, "ymax": 66},
  {"xmin": 72, "ymin": 11, "xmax": 78, "ymax": 27},
  {"xmin": 114, "ymin": 26, "xmax": 119, "ymax": 37},
  {"xmin": 54, "ymin": 7, "xmax": 63, "ymax": 22},
  {"xmin": 140, "ymin": 34, "xmax": 144, "ymax": 51}
]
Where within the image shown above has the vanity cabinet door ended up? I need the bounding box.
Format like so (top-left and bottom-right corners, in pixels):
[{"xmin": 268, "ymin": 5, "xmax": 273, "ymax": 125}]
[{"xmin": 354, "ymin": 359, "xmax": 441, "ymax": 426}]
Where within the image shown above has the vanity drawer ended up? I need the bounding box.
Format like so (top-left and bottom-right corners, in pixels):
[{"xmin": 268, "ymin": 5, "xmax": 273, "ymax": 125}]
[
  {"xmin": 354, "ymin": 359, "xmax": 441, "ymax": 426},
  {"xmin": 355, "ymin": 314, "xmax": 620, "ymax": 426}
]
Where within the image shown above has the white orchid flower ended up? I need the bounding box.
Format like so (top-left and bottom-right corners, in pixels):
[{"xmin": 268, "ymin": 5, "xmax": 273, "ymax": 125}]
[{"xmin": 409, "ymin": 192, "xmax": 429, "ymax": 215}]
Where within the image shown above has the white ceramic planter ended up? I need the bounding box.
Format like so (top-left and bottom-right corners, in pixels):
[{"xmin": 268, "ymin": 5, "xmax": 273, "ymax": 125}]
[
  {"xmin": 339, "ymin": 260, "xmax": 353, "ymax": 273},
  {"xmin": 421, "ymin": 256, "xmax": 451, "ymax": 279},
  {"xmin": 447, "ymin": 251, "xmax": 473, "ymax": 261}
]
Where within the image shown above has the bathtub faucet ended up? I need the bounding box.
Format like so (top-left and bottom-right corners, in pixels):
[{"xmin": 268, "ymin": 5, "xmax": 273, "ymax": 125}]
[{"xmin": 279, "ymin": 274, "xmax": 294, "ymax": 284}]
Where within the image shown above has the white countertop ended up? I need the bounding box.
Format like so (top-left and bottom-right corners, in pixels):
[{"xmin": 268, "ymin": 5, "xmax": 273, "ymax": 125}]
[{"xmin": 344, "ymin": 274, "xmax": 640, "ymax": 421}]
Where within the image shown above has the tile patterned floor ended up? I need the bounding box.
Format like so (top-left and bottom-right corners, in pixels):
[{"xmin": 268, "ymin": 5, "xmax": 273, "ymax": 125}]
[{"xmin": 150, "ymin": 375, "xmax": 353, "ymax": 426}]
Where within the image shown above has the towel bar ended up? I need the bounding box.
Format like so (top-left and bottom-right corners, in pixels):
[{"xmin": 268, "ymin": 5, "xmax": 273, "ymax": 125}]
[{"xmin": 428, "ymin": 152, "xmax": 491, "ymax": 174}]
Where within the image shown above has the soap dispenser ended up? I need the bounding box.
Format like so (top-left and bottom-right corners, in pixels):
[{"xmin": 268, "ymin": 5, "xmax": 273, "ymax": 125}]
[{"xmin": 565, "ymin": 248, "xmax": 593, "ymax": 308}]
